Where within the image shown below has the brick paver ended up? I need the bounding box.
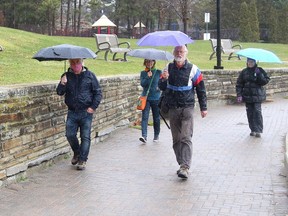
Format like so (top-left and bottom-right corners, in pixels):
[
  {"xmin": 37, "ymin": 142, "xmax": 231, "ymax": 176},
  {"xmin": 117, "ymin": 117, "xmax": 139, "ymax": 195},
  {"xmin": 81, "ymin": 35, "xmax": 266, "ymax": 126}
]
[{"xmin": 0, "ymin": 96, "xmax": 288, "ymax": 216}]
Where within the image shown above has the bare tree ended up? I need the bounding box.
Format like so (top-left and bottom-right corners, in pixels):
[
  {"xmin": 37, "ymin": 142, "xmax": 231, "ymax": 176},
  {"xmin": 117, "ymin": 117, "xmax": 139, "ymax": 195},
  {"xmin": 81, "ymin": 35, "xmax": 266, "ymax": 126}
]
[
  {"xmin": 65, "ymin": 0, "xmax": 71, "ymax": 35},
  {"xmin": 77, "ymin": 0, "xmax": 82, "ymax": 35}
]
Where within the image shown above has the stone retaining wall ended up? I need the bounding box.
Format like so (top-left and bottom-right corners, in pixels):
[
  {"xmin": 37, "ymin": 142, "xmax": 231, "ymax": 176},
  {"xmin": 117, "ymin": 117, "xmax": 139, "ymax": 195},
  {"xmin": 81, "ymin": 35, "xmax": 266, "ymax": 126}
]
[{"xmin": 1, "ymin": 69, "xmax": 288, "ymax": 186}]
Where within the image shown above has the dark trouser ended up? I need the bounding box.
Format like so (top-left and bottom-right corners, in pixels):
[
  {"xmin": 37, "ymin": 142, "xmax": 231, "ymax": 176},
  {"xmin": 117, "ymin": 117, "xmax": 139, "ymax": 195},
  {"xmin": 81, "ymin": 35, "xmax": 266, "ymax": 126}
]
[
  {"xmin": 66, "ymin": 110, "xmax": 93, "ymax": 162},
  {"xmin": 169, "ymin": 107, "xmax": 194, "ymax": 169},
  {"xmin": 245, "ymin": 102, "xmax": 263, "ymax": 133}
]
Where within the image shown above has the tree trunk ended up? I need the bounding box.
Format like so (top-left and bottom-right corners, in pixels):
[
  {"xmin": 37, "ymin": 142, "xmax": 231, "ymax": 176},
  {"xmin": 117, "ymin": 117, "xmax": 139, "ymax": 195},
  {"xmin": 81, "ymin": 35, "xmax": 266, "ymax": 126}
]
[
  {"xmin": 73, "ymin": 0, "xmax": 77, "ymax": 36},
  {"xmin": 60, "ymin": 0, "xmax": 63, "ymax": 35},
  {"xmin": 77, "ymin": 0, "xmax": 82, "ymax": 36},
  {"xmin": 65, "ymin": 0, "xmax": 71, "ymax": 35}
]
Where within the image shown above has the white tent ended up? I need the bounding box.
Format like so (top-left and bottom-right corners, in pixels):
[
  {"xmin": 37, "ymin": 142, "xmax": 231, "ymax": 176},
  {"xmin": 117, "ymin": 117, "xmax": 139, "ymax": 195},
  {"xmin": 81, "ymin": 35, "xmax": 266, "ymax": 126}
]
[
  {"xmin": 134, "ymin": 22, "xmax": 146, "ymax": 28},
  {"xmin": 92, "ymin": 15, "xmax": 116, "ymax": 27}
]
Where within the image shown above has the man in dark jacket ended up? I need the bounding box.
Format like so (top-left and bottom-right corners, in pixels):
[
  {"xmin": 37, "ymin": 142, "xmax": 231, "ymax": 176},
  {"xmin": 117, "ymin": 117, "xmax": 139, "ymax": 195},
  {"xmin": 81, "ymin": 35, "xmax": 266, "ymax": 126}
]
[
  {"xmin": 236, "ymin": 58, "xmax": 270, "ymax": 138},
  {"xmin": 158, "ymin": 45, "xmax": 208, "ymax": 179},
  {"xmin": 56, "ymin": 58, "xmax": 102, "ymax": 170}
]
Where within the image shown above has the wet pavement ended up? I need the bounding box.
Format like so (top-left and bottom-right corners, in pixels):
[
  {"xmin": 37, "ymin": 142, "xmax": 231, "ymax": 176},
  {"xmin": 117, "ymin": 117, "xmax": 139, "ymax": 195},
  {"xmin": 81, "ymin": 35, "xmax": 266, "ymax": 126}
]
[{"xmin": 0, "ymin": 96, "xmax": 288, "ymax": 216}]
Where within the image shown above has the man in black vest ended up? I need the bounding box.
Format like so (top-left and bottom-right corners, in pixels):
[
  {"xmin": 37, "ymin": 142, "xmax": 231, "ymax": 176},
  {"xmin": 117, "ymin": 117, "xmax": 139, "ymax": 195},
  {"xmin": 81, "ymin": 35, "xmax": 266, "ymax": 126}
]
[{"xmin": 158, "ymin": 45, "xmax": 208, "ymax": 179}]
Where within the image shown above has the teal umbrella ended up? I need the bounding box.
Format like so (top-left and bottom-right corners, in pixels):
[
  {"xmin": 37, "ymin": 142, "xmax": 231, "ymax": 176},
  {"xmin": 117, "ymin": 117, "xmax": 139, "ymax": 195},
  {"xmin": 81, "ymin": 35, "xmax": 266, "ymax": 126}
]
[{"xmin": 236, "ymin": 48, "xmax": 282, "ymax": 63}]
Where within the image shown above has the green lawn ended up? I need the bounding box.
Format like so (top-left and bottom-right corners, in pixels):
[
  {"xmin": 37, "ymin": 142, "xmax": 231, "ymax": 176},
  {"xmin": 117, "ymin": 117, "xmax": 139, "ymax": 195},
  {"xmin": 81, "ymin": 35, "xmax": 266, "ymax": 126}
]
[{"xmin": 0, "ymin": 26, "xmax": 287, "ymax": 85}]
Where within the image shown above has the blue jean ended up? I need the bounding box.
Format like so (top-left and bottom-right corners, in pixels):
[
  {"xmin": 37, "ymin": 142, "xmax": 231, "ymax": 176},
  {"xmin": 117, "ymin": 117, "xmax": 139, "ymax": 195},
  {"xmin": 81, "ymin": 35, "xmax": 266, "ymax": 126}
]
[
  {"xmin": 141, "ymin": 99, "xmax": 160, "ymax": 139},
  {"xmin": 66, "ymin": 110, "xmax": 93, "ymax": 162}
]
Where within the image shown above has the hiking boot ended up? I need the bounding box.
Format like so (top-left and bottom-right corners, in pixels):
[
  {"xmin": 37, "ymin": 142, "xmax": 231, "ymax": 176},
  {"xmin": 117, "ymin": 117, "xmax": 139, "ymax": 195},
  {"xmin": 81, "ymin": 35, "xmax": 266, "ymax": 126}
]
[
  {"xmin": 250, "ymin": 132, "xmax": 256, "ymax": 136},
  {"xmin": 139, "ymin": 136, "xmax": 147, "ymax": 143},
  {"xmin": 255, "ymin": 133, "xmax": 261, "ymax": 138},
  {"xmin": 71, "ymin": 153, "xmax": 79, "ymax": 165},
  {"xmin": 153, "ymin": 136, "xmax": 159, "ymax": 142},
  {"xmin": 77, "ymin": 161, "xmax": 86, "ymax": 170},
  {"xmin": 178, "ymin": 167, "xmax": 189, "ymax": 179}
]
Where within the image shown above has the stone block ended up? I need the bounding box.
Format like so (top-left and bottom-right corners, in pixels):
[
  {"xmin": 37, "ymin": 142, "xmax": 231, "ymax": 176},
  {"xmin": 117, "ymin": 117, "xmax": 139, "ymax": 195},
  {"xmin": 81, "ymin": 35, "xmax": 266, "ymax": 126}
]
[{"xmin": 6, "ymin": 163, "xmax": 28, "ymax": 176}]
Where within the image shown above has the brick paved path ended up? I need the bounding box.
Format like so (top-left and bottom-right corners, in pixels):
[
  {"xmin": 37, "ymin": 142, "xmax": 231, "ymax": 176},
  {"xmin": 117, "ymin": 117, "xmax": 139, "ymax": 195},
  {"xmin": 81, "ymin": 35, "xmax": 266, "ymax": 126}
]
[{"xmin": 0, "ymin": 97, "xmax": 288, "ymax": 216}]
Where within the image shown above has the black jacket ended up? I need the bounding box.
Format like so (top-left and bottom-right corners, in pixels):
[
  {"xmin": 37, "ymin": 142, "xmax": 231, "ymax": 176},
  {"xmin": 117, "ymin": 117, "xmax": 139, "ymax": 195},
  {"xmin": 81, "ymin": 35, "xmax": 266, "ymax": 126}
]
[
  {"xmin": 56, "ymin": 67, "xmax": 102, "ymax": 111},
  {"xmin": 236, "ymin": 65, "xmax": 270, "ymax": 103},
  {"xmin": 158, "ymin": 60, "xmax": 207, "ymax": 111}
]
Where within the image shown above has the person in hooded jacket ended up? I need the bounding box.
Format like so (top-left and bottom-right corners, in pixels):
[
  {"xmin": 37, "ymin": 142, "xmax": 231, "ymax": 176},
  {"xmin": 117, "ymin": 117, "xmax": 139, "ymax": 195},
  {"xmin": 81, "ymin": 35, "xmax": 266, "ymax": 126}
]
[
  {"xmin": 56, "ymin": 58, "xmax": 102, "ymax": 170},
  {"xmin": 236, "ymin": 58, "xmax": 270, "ymax": 138}
]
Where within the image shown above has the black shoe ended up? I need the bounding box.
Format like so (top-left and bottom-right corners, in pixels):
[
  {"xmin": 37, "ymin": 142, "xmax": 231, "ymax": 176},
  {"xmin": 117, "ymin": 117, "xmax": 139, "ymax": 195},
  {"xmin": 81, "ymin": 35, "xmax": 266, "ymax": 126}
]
[
  {"xmin": 250, "ymin": 132, "xmax": 256, "ymax": 136},
  {"xmin": 71, "ymin": 153, "xmax": 79, "ymax": 165}
]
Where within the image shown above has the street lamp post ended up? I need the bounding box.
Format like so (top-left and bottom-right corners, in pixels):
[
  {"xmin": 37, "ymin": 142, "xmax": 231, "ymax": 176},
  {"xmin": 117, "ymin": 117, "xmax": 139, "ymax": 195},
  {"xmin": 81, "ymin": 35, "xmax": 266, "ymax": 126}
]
[{"xmin": 214, "ymin": 0, "xmax": 224, "ymax": 69}]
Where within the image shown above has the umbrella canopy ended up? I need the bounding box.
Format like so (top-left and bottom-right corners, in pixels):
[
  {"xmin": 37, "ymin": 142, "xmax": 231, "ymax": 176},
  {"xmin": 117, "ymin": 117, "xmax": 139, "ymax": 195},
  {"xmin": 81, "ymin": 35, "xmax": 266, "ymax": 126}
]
[
  {"xmin": 236, "ymin": 48, "xmax": 282, "ymax": 63},
  {"xmin": 137, "ymin": 30, "xmax": 194, "ymax": 47},
  {"xmin": 33, "ymin": 44, "xmax": 97, "ymax": 61},
  {"xmin": 127, "ymin": 48, "xmax": 174, "ymax": 61}
]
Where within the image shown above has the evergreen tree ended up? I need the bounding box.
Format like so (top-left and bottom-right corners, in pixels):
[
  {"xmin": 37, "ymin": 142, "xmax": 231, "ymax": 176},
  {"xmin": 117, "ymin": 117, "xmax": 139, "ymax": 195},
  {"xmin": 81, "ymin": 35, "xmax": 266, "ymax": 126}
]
[
  {"xmin": 249, "ymin": 0, "xmax": 260, "ymax": 42},
  {"xmin": 267, "ymin": 6, "xmax": 278, "ymax": 43},
  {"xmin": 276, "ymin": 4, "xmax": 288, "ymax": 43},
  {"xmin": 239, "ymin": 1, "xmax": 252, "ymax": 42},
  {"xmin": 221, "ymin": 0, "xmax": 242, "ymax": 29}
]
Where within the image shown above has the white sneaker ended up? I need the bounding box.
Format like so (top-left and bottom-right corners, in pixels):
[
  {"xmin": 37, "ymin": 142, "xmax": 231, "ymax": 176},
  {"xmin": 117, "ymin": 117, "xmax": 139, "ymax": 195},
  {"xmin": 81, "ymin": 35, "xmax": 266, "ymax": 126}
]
[
  {"xmin": 153, "ymin": 136, "xmax": 159, "ymax": 142},
  {"xmin": 139, "ymin": 137, "xmax": 147, "ymax": 143},
  {"xmin": 77, "ymin": 161, "xmax": 86, "ymax": 170}
]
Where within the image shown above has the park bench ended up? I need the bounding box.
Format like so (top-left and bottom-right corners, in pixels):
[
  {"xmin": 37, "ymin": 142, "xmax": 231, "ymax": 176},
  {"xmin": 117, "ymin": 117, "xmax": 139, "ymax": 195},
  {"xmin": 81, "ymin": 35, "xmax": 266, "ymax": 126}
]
[
  {"xmin": 209, "ymin": 38, "xmax": 242, "ymax": 60},
  {"xmin": 94, "ymin": 34, "xmax": 131, "ymax": 61}
]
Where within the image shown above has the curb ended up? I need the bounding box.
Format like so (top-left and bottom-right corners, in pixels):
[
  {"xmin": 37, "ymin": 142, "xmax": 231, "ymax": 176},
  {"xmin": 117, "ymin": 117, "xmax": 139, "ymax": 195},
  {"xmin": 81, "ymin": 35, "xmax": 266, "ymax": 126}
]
[{"xmin": 285, "ymin": 133, "xmax": 288, "ymax": 182}]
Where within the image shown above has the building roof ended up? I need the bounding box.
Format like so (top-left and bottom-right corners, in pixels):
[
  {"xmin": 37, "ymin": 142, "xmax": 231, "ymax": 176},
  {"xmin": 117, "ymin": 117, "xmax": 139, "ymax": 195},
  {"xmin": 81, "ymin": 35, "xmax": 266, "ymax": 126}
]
[
  {"xmin": 92, "ymin": 15, "xmax": 116, "ymax": 27},
  {"xmin": 134, "ymin": 22, "xmax": 146, "ymax": 28}
]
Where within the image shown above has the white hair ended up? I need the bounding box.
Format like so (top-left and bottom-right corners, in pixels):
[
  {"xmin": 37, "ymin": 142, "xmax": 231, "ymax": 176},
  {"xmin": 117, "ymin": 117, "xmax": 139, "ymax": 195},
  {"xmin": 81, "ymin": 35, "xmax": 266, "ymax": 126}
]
[{"xmin": 173, "ymin": 45, "xmax": 188, "ymax": 54}]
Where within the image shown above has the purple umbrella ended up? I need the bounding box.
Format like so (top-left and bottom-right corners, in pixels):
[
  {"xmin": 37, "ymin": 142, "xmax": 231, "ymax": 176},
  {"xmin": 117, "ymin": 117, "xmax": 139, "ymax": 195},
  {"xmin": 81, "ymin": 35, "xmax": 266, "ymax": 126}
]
[{"xmin": 137, "ymin": 30, "xmax": 194, "ymax": 47}]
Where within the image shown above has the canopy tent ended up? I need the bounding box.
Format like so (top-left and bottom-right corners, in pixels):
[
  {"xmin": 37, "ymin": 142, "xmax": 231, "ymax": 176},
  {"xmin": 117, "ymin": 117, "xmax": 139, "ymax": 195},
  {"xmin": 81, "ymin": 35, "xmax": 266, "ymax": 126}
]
[
  {"xmin": 134, "ymin": 22, "xmax": 146, "ymax": 28},
  {"xmin": 133, "ymin": 22, "xmax": 147, "ymax": 38},
  {"xmin": 92, "ymin": 15, "xmax": 116, "ymax": 34}
]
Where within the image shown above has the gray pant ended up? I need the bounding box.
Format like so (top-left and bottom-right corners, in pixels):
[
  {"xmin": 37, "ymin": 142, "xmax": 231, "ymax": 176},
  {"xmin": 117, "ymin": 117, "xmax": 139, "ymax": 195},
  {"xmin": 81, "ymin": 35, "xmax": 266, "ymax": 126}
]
[{"xmin": 169, "ymin": 107, "xmax": 194, "ymax": 169}]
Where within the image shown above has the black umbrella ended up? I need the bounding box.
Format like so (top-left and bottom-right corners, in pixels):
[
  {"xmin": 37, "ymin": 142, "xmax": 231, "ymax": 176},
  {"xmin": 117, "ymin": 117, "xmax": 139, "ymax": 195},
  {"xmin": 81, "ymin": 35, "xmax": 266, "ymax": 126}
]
[{"xmin": 32, "ymin": 44, "xmax": 97, "ymax": 61}]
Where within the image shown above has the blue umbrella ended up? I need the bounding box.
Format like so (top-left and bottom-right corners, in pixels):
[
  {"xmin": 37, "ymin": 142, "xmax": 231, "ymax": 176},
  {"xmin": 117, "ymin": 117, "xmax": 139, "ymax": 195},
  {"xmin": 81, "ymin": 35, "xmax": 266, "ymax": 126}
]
[
  {"xmin": 137, "ymin": 30, "xmax": 194, "ymax": 47},
  {"xmin": 236, "ymin": 48, "xmax": 282, "ymax": 63},
  {"xmin": 127, "ymin": 48, "xmax": 174, "ymax": 61}
]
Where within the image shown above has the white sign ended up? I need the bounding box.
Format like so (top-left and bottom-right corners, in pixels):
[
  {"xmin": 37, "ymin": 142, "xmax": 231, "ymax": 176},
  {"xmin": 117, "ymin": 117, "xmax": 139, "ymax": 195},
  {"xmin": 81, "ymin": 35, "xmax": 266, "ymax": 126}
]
[
  {"xmin": 203, "ymin": 33, "xmax": 210, "ymax": 40},
  {"xmin": 205, "ymin": 13, "xmax": 210, "ymax": 23}
]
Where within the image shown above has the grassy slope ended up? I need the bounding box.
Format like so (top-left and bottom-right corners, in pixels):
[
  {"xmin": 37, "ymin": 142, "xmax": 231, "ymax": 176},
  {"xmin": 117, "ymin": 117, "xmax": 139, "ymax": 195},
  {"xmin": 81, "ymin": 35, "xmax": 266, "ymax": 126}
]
[{"xmin": 0, "ymin": 26, "xmax": 287, "ymax": 85}]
